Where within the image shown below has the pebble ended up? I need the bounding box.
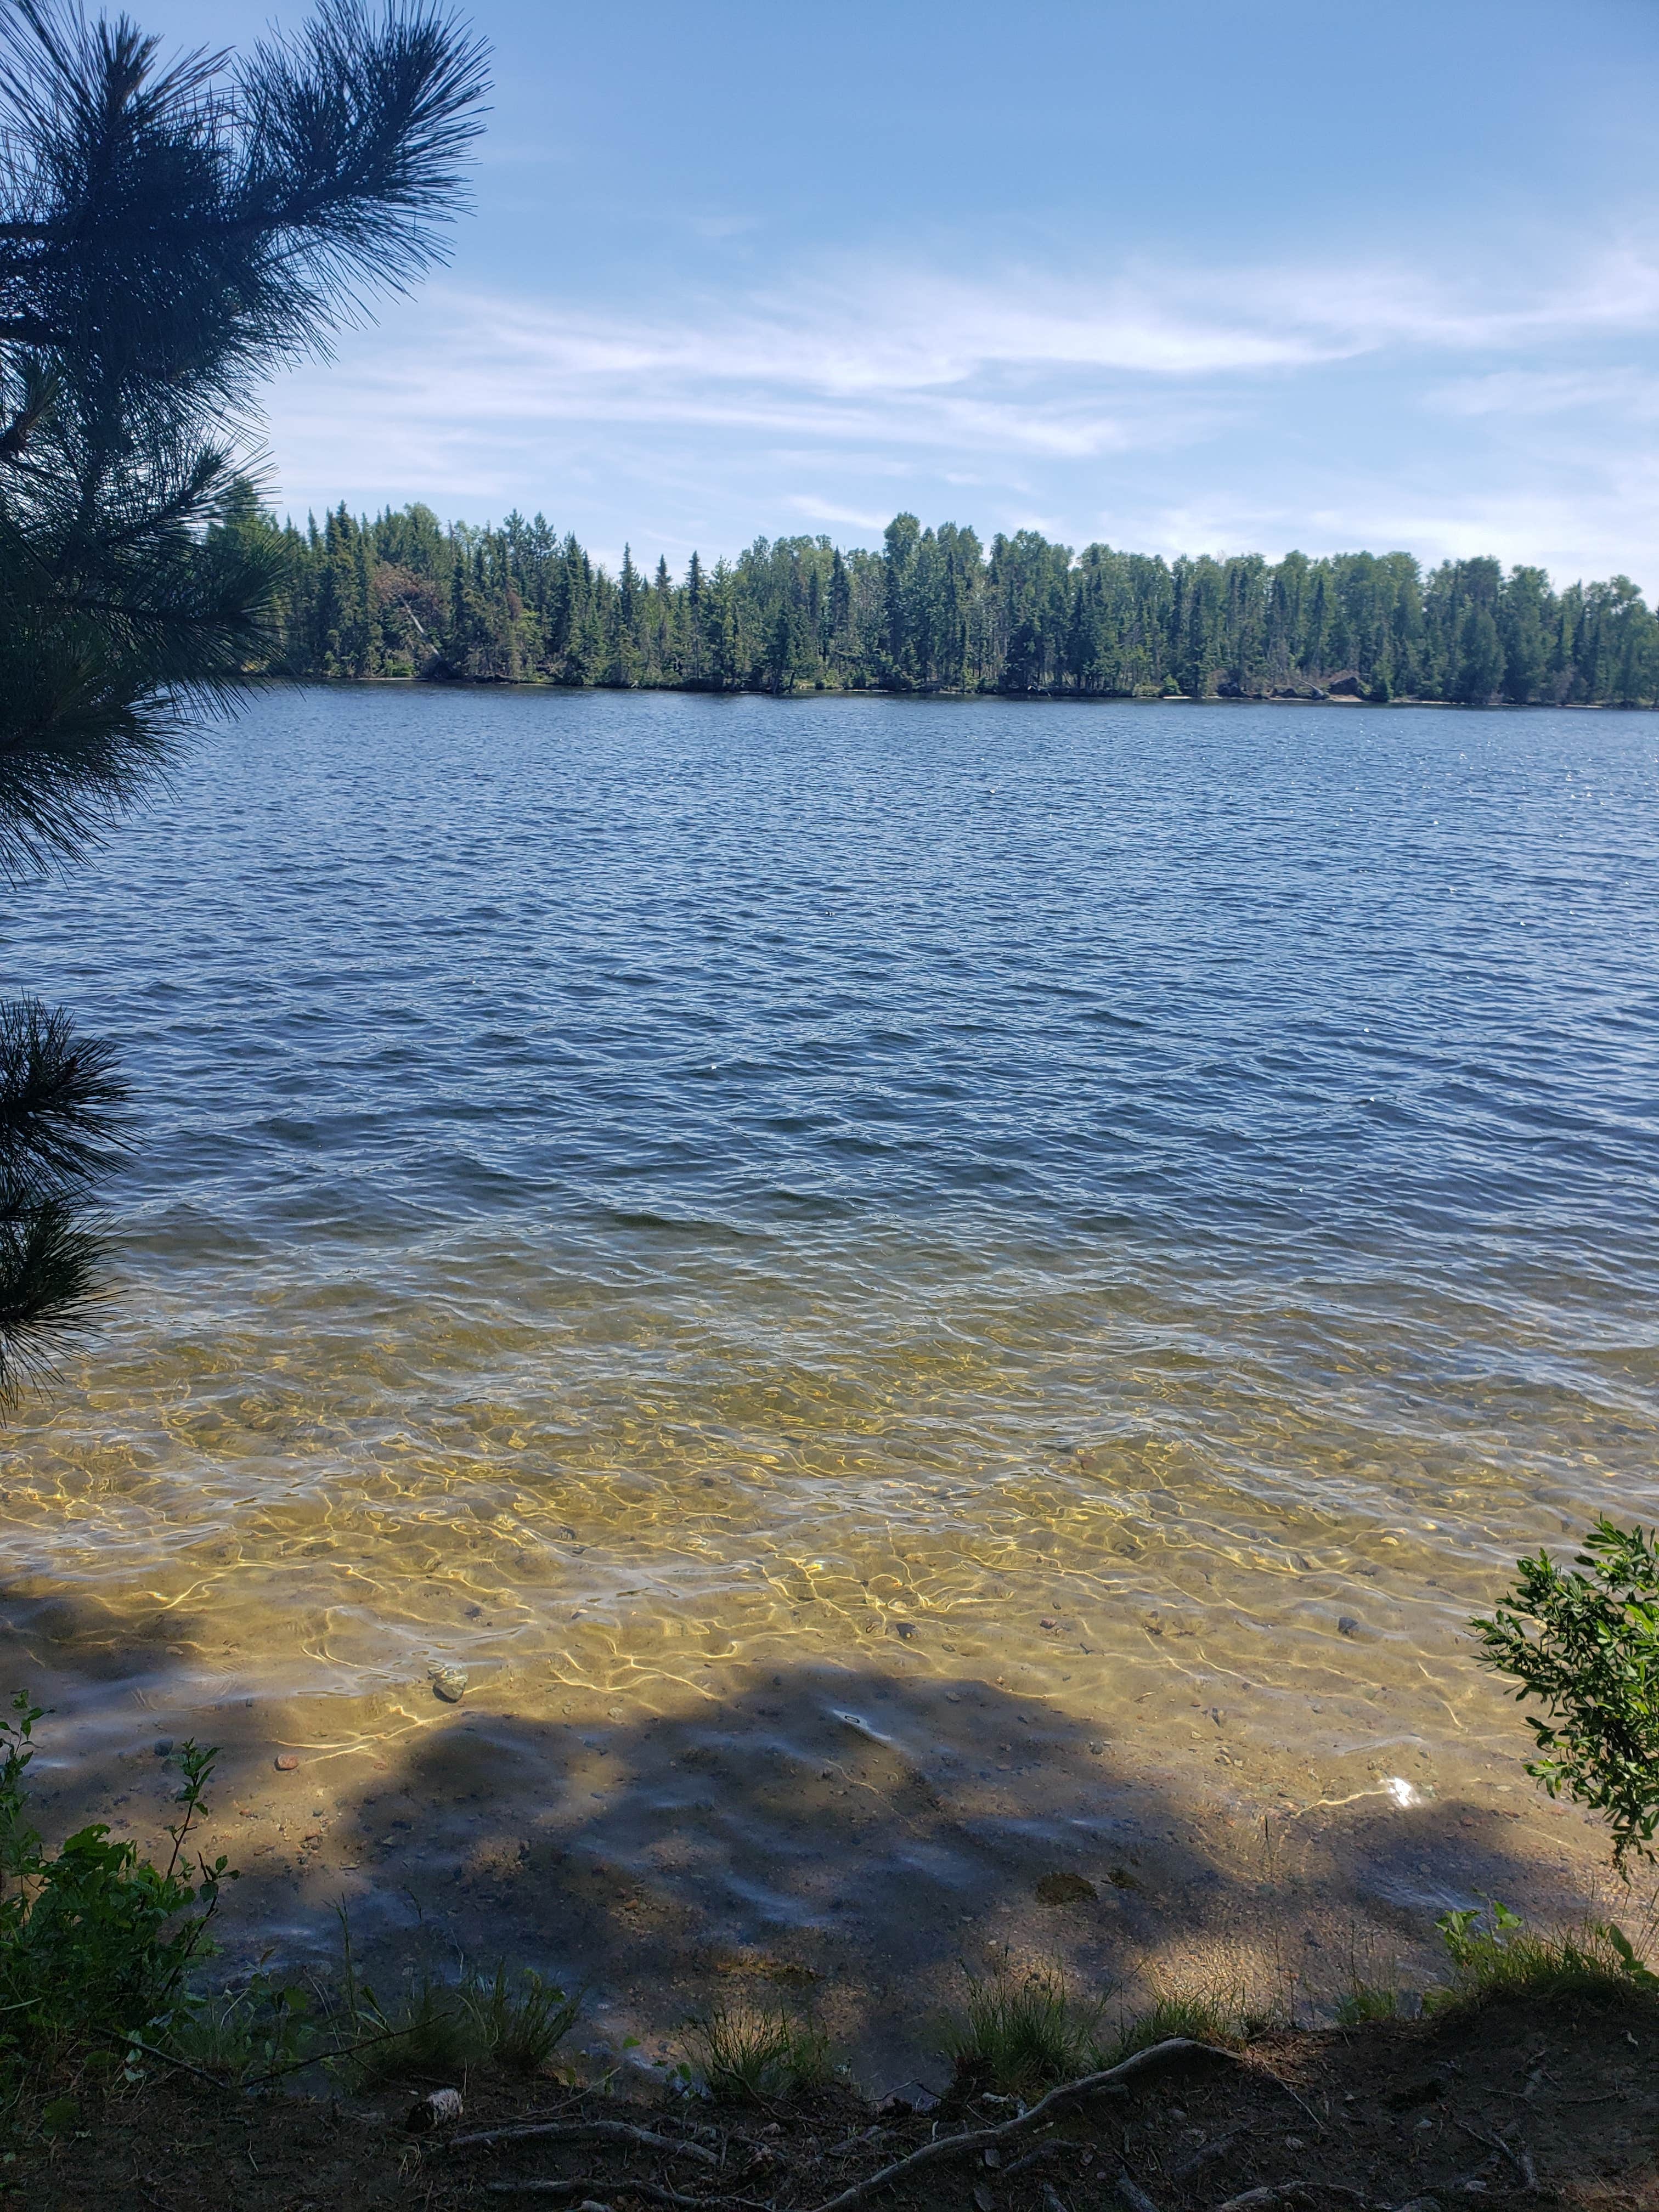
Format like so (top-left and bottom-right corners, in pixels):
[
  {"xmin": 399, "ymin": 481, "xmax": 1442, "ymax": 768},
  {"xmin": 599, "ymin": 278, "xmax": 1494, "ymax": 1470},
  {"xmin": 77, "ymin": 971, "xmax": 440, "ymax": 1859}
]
[
  {"xmin": 153, "ymin": 1739, "xmax": 173, "ymax": 1757},
  {"xmin": 432, "ymin": 1665, "xmax": 468, "ymax": 1703},
  {"xmin": 274, "ymin": 1753, "xmax": 300, "ymax": 1771},
  {"xmin": 1338, "ymin": 1615, "xmax": 1361, "ymax": 1637},
  {"xmin": 1039, "ymin": 1616, "xmax": 1057, "ymax": 1629}
]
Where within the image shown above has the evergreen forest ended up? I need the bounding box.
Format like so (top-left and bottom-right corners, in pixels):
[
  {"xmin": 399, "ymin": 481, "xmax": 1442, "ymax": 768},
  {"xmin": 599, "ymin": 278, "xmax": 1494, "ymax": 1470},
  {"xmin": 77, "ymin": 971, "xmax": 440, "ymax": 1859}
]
[{"xmin": 229, "ymin": 496, "xmax": 1659, "ymax": 704}]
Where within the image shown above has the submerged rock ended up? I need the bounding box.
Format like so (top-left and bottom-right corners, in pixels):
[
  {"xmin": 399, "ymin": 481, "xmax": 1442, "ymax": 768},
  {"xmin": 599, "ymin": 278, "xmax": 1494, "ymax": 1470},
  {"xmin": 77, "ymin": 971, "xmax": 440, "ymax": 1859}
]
[
  {"xmin": 1035, "ymin": 1870, "xmax": 1097, "ymax": 1904},
  {"xmin": 432, "ymin": 1664, "xmax": 469, "ymax": 1703}
]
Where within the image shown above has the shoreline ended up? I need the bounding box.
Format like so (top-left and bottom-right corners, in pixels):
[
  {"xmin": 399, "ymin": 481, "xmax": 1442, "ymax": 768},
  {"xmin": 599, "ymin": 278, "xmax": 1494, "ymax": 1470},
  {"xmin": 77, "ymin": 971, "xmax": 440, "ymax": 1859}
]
[
  {"xmin": 19, "ymin": 1975, "xmax": 1659, "ymax": 2206},
  {"xmin": 262, "ymin": 675, "xmax": 1640, "ymax": 708}
]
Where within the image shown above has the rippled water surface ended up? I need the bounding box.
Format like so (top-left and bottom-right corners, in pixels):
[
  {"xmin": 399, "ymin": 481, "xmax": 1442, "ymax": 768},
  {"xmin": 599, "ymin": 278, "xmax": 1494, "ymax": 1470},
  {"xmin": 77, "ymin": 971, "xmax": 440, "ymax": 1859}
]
[{"xmin": 6, "ymin": 686, "xmax": 1658, "ymax": 2043}]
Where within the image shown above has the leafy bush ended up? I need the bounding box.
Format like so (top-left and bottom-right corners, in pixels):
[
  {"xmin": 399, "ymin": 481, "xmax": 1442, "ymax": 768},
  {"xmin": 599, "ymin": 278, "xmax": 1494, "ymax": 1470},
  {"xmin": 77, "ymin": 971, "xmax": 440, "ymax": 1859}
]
[
  {"xmin": 1426, "ymin": 1899, "xmax": 1659, "ymax": 2013},
  {"xmin": 0, "ymin": 1695, "xmax": 234, "ymax": 2072},
  {"xmin": 1472, "ymin": 1516, "xmax": 1659, "ymax": 1866}
]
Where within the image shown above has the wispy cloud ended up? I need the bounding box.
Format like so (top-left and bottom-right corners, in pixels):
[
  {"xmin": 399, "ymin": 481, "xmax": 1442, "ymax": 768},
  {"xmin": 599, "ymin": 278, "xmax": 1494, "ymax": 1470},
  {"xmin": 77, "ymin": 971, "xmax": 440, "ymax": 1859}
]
[
  {"xmin": 785, "ymin": 495, "xmax": 893, "ymax": 531},
  {"xmin": 1427, "ymin": 365, "xmax": 1659, "ymax": 420},
  {"xmin": 264, "ymin": 234, "xmax": 1659, "ymax": 586},
  {"xmin": 280, "ymin": 239, "xmax": 1659, "ymax": 452}
]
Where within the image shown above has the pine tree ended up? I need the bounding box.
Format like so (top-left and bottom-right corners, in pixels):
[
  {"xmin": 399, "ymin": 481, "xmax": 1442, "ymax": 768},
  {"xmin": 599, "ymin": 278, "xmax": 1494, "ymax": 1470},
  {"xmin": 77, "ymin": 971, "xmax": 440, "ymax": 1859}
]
[{"xmin": 0, "ymin": 0, "xmax": 487, "ymax": 1401}]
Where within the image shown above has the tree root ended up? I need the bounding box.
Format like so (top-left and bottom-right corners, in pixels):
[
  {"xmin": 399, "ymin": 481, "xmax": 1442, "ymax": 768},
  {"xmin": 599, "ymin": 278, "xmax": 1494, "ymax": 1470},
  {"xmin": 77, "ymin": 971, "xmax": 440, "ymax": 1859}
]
[
  {"xmin": 488, "ymin": 2039, "xmax": 1242, "ymax": 2212},
  {"xmin": 441, "ymin": 2119, "xmax": 720, "ymax": 2166}
]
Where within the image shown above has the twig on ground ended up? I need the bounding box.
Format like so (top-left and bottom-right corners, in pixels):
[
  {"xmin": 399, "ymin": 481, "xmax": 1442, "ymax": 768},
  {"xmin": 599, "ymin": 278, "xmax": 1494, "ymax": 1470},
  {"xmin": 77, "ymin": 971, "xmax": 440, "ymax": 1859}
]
[
  {"xmin": 1117, "ymin": 2166, "xmax": 1162, "ymax": 2212},
  {"xmin": 487, "ymin": 2186, "xmax": 766, "ymax": 2210},
  {"xmin": 1173, "ymin": 2126, "xmax": 1252, "ymax": 2182},
  {"xmin": 245, "ymin": 2008, "xmax": 464, "ymax": 2088},
  {"xmin": 87, "ymin": 2028, "xmax": 228, "ymax": 2092},
  {"xmin": 437, "ymin": 2120, "xmax": 720, "ymax": 2166},
  {"xmin": 1259, "ymin": 2073, "xmax": 1324, "ymax": 2135},
  {"xmin": 1003, "ymin": 2135, "xmax": 1064, "ymax": 2176},
  {"xmin": 826, "ymin": 2126, "xmax": 890, "ymax": 2158},
  {"xmin": 1041, "ymin": 2186, "xmax": 1069, "ymax": 2212},
  {"xmin": 1210, "ymin": 2190, "xmax": 1375, "ymax": 2212}
]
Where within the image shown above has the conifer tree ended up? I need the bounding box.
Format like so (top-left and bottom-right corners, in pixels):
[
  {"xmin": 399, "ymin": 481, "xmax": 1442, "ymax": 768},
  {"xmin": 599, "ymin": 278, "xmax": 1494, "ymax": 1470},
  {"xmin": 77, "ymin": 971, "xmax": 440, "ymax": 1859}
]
[{"xmin": 0, "ymin": 0, "xmax": 488, "ymax": 1402}]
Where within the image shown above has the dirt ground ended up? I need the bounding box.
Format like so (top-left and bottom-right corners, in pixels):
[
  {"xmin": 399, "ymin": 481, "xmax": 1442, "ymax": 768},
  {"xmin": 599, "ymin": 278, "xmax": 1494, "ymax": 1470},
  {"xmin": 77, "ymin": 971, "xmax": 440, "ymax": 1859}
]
[{"xmin": 12, "ymin": 1989, "xmax": 1658, "ymax": 2212}]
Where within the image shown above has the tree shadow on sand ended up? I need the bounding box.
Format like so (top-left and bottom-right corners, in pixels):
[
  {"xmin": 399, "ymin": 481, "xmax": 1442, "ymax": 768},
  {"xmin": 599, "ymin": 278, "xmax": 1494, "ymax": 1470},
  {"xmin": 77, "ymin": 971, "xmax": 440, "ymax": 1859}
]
[{"xmin": 186, "ymin": 1657, "xmax": 1618, "ymax": 2085}]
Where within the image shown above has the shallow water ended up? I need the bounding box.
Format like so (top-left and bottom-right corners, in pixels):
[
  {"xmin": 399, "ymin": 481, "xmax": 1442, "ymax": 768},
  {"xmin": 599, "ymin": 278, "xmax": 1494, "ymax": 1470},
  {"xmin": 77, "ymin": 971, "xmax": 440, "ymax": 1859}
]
[{"xmin": 5, "ymin": 687, "xmax": 1657, "ymax": 2059}]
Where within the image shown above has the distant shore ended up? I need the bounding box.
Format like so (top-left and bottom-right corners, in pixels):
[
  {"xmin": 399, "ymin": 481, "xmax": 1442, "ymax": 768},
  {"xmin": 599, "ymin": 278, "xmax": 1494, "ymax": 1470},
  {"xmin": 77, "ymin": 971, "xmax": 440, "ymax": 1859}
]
[{"xmin": 281, "ymin": 673, "xmax": 1637, "ymax": 707}]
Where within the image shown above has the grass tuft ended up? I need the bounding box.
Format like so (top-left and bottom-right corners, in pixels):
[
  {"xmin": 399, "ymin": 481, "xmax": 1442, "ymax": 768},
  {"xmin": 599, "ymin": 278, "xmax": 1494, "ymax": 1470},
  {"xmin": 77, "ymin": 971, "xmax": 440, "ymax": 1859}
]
[
  {"xmin": 460, "ymin": 1965, "xmax": 582, "ymax": 2075},
  {"xmin": 939, "ymin": 1961, "xmax": 1105, "ymax": 2098},
  {"xmin": 1096, "ymin": 1987, "xmax": 1248, "ymax": 2067},
  {"xmin": 1334, "ymin": 1981, "xmax": 1404, "ymax": 2027},
  {"xmin": 687, "ymin": 2002, "xmax": 836, "ymax": 2106}
]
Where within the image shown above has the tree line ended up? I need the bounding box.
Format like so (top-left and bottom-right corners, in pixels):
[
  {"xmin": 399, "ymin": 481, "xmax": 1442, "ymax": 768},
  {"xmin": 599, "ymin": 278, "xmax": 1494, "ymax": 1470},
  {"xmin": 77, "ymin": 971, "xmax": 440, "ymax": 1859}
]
[{"xmin": 227, "ymin": 495, "xmax": 1659, "ymax": 704}]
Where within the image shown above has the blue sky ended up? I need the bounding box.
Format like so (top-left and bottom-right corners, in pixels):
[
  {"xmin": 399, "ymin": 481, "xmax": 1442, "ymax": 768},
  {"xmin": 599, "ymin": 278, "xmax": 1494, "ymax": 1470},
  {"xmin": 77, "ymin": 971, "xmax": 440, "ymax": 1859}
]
[{"xmin": 166, "ymin": 0, "xmax": 1659, "ymax": 585}]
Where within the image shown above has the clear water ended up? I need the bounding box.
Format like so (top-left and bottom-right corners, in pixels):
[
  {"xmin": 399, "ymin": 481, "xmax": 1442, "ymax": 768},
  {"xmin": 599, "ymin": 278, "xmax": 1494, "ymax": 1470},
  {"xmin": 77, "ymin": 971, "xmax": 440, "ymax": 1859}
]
[{"xmin": 5, "ymin": 686, "xmax": 1656, "ymax": 2052}]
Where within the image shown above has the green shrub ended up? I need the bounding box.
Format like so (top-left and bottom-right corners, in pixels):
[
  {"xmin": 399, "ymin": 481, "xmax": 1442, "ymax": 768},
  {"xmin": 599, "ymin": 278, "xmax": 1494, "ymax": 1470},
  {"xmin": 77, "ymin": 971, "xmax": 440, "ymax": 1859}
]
[
  {"xmin": 165, "ymin": 1975, "xmax": 320, "ymax": 2085},
  {"xmin": 0, "ymin": 1695, "xmax": 234, "ymax": 2073},
  {"xmin": 1425, "ymin": 1900, "xmax": 1659, "ymax": 2013},
  {"xmin": 1473, "ymin": 1516, "xmax": 1659, "ymax": 1866}
]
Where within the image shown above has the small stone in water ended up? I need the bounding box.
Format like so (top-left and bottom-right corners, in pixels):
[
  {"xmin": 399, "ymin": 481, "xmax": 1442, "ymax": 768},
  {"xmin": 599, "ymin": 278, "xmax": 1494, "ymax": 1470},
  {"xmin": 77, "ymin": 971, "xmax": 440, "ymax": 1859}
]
[
  {"xmin": 433, "ymin": 1666, "xmax": 468, "ymax": 1702},
  {"xmin": 1338, "ymin": 1615, "xmax": 1361, "ymax": 1637},
  {"xmin": 893, "ymin": 1620, "xmax": 917, "ymax": 1639},
  {"xmin": 1040, "ymin": 1616, "xmax": 1057, "ymax": 1629},
  {"xmin": 153, "ymin": 1738, "xmax": 173, "ymax": 1757},
  {"xmin": 274, "ymin": 1752, "xmax": 300, "ymax": 1771}
]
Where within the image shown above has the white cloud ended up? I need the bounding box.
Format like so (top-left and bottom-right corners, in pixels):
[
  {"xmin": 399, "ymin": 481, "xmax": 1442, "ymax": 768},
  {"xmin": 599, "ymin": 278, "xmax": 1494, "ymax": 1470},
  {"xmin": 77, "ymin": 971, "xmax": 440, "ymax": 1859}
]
[
  {"xmin": 785, "ymin": 496, "xmax": 892, "ymax": 531},
  {"xmin": 1427, "ymin": 365, "xmax": 1659, "ymax": 420},
  {"xmin": 263, "ymin": 233, "xmax": 1659, "ymax": 588}
]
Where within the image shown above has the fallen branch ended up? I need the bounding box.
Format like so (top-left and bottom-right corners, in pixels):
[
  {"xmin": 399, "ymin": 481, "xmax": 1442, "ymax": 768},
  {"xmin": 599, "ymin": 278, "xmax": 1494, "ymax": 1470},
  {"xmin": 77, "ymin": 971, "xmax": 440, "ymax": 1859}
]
[{"xmin": 439, "ymin": 2120, "xmax": 719, "ymax": 2167}]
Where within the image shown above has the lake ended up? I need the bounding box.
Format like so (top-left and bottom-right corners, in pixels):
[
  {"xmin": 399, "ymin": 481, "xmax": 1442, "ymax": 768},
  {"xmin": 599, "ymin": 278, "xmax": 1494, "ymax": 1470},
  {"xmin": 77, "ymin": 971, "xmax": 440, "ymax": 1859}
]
[{"xmin": 5, "ymin": 685, "xmax": 1656, "ymax": 2069}]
